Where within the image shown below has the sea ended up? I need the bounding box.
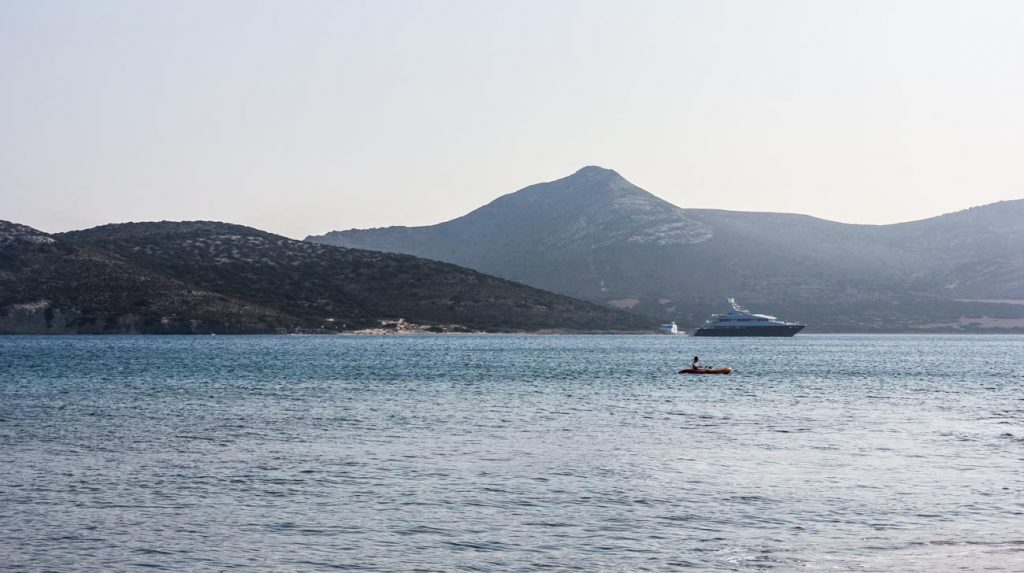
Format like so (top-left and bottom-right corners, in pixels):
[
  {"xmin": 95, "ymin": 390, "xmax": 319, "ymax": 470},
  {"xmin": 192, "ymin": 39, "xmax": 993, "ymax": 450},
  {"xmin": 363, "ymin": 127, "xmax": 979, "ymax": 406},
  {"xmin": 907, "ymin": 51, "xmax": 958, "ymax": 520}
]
[{"xmin": 1, "ymin": 334, "xmax": 1022, "ymax": 571}]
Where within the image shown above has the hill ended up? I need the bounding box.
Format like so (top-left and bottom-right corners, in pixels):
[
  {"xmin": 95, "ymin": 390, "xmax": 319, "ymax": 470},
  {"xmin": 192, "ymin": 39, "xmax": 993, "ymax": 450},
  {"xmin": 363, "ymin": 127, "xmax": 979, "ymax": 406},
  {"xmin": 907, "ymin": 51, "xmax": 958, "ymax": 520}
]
[
  {"xmin": 0, "ymin": 220, "xmax": 654, "ymax": 334},
  {"xmin": 307, "ymin": 167, "xmax": 1024, "ymax": 332},
  {"xmin": 0, "ymin": 221, "xmax": 292, "ymax": 333}
]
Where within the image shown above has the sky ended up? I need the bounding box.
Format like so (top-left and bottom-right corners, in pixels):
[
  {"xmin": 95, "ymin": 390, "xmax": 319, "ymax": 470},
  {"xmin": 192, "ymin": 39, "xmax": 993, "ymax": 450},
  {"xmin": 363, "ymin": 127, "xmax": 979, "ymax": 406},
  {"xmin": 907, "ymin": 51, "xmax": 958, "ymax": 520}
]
[{"xmin": 2, "ymin": 0, "xmax": 1023, "ymax": 239}]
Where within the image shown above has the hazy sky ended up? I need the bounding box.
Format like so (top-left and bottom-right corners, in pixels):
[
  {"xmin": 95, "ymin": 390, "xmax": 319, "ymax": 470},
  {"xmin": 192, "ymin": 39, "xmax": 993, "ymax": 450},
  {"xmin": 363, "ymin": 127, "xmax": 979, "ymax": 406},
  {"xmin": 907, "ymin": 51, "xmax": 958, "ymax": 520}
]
[{"xmin": 2, "ymin": 0, "xmax": 1023, "ymax": 238}]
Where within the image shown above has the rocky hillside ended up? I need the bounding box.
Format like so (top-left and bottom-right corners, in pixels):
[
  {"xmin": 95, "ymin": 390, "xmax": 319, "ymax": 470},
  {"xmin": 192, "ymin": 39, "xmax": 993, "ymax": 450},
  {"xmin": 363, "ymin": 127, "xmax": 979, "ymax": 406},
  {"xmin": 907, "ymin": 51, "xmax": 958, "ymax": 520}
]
[
  {"xmin": 0, "ymin": 220, "xmax": 654, "ymax": 334},
  {"xmin": 0, "ymin": 221, "xmax": 292, "ymax": 333},
  {"xmin": 308, "ymin": 167, "xmax": 1024, "ymax": 332}
]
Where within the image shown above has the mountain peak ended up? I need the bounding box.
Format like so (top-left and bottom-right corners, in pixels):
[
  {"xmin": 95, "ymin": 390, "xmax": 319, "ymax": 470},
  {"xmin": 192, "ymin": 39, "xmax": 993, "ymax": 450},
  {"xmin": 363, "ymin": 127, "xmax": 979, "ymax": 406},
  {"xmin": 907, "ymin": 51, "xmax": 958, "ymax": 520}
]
[
  {"xmin": 308, "ymin": 166, "xmax": 714, "ymax": 269},
  {"xmin": 569, "ymin": 165, "xmax": 624, "ymax": 183},
  {"xmin": 573, "ymin": 165, "xmax": 616, "ymax": 175}
]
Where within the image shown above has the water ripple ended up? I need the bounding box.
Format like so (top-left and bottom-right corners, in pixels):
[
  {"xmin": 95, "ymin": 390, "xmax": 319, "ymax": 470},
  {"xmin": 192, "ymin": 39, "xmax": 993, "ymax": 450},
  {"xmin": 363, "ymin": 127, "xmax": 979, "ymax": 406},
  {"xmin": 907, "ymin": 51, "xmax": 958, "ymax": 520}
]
[{"xmin": 1, "ymin": 334, "xmax": 1023, "ymax": 571}]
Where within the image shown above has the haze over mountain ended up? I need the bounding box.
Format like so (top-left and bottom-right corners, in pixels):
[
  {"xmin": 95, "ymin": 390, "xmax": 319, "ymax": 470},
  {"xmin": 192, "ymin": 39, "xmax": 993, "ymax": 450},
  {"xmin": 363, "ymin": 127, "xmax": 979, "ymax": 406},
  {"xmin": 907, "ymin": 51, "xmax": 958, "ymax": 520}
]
[
  {"xmin": 0, "ymin": 220, "xmax": 652, "ymax": 334},
  {"xmin": 308, "ymin": 167, "xmax": 1024, "ymax": 332}
]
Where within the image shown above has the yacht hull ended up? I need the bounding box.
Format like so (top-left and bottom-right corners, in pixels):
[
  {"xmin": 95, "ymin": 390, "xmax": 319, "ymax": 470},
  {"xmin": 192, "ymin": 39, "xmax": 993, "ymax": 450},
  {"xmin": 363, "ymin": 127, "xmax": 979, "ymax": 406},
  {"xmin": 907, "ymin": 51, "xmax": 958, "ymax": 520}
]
[{"xmin": 693, "ymin": 324, "xmax": 804, "ymax": 337}]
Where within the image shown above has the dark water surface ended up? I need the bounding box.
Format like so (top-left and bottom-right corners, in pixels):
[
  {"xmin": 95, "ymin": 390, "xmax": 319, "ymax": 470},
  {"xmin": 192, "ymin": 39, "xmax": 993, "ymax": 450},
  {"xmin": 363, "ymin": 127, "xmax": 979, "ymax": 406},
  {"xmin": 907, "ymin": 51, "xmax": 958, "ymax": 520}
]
[{"xmin": 2, "ymin": 334, "xmax": 1023, "ymax": 571}]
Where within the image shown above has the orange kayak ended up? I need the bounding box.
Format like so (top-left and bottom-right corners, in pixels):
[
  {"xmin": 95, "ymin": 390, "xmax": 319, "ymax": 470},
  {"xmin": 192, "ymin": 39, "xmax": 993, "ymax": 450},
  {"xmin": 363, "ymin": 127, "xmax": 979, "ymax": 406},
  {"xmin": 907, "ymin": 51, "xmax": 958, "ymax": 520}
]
[{"xmin": 678, "ymin": 367, "xmax": 732, "ymax": 375}]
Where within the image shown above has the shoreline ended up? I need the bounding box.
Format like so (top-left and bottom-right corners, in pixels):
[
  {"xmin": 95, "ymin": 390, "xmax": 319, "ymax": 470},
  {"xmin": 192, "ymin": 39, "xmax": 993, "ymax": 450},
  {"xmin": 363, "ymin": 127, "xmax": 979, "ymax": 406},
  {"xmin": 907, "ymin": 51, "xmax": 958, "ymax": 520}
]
[{"xmin": 2, "ymin": 330, "xmax": 1023, "ymax": 336}]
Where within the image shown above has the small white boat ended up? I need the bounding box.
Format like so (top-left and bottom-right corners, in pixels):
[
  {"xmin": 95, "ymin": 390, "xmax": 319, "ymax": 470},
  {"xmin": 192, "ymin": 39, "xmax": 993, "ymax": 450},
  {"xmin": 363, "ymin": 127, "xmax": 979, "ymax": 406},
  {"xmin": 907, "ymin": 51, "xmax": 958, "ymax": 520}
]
[{"xmin": 659, "ymin": 321, "xmax": 680, "ymax": 334}]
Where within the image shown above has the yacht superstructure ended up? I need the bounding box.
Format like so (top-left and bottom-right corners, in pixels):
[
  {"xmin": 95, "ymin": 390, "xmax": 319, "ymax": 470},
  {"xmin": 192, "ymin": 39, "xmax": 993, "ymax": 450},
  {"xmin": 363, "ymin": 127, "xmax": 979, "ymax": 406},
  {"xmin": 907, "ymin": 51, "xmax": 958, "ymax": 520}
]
[{"xmin": 693, "ymin": 299, "xmax": 805, "ymax": 337}]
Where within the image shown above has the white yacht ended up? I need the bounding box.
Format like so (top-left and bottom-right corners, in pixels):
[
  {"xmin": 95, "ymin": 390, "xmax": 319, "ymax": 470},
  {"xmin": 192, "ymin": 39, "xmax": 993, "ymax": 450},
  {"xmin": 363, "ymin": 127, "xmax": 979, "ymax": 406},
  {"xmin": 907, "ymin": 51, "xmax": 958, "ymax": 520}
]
[
  {"xmin": 659, "ymin": 322, "xmax": 680, "ymax": 334},
  {"xmin": 693, "ymin": 299, "xmax": 805, "ymax": 337}
]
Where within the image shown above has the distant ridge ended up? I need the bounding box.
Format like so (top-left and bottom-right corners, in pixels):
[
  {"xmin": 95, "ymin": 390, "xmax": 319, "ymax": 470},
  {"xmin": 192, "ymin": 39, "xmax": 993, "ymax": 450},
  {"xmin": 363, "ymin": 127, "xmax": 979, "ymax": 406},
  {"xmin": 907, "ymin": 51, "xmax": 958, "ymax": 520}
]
[
  {"xmin": 307, "ymin": 167, "xmax": 1024, "ymax": 332},
  {"xmin": 0, "ymin": 219, "xmax": 654, "ymax": 334}
]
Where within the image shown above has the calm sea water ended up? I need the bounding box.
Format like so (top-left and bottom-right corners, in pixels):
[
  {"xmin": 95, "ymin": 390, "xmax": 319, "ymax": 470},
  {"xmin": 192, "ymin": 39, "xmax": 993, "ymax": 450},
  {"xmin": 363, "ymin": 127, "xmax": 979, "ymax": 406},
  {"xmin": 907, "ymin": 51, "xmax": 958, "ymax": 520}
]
[{"xmin": 1, "ymin": 334, "xmax": 1022, "ymax": 571}]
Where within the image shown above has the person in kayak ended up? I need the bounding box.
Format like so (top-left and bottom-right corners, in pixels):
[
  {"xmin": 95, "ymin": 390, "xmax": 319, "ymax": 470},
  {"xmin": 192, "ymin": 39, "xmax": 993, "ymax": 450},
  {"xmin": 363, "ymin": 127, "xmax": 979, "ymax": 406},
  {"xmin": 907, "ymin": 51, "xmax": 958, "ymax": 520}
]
[{"xmin": 692, "ymin": 356, "xmax": 702, "ymax": 370}]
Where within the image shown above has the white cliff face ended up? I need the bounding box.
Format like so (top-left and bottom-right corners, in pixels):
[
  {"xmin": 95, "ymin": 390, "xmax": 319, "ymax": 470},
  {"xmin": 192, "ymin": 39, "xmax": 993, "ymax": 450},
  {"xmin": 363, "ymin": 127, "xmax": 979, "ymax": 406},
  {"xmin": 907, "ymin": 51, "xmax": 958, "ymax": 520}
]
[{"xmin": 561, "ymin": 192, "xmax": 713, "ymax": 248}]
